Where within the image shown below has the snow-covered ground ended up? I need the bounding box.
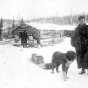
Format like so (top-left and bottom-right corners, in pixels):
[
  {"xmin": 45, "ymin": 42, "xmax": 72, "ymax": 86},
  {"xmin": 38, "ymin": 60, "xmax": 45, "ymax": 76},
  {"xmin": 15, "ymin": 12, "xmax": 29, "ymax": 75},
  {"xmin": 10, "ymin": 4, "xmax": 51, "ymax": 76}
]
[{"xmin": 0, "ymin": 36, "xmax": 88, "ymax": 88}]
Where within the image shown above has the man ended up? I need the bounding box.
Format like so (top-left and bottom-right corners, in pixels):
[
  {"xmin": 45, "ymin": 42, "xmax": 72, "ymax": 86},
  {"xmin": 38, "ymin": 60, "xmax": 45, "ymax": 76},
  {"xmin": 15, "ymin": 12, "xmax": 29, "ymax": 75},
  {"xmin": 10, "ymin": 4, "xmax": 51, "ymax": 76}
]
[
  {"xmin": 19, "ymin": 30, "xmax": 28, "ymax": 48},
  {"xmin": 71, "ymin": 15, "xmax": 88, "ymax": 74},
  {"xmin": 22, "ymin": 30, "xmax": 28, "ymax": 47}
]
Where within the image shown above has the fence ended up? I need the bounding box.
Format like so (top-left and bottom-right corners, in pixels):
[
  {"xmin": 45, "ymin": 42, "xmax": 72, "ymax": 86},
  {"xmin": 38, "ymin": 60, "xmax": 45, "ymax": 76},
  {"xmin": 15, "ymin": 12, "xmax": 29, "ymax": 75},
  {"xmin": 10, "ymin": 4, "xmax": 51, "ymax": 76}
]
[{"xmin": 40, "ymin": 30, "xmax": 64, "ymax": 46}]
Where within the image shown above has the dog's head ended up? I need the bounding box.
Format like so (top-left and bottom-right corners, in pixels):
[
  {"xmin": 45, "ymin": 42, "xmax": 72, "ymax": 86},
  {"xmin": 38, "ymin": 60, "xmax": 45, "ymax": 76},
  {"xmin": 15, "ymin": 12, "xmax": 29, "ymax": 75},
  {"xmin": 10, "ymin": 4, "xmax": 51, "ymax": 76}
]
[{"xmin": 66, "ymin": 51, "xmax": 76, "ymax": 61}]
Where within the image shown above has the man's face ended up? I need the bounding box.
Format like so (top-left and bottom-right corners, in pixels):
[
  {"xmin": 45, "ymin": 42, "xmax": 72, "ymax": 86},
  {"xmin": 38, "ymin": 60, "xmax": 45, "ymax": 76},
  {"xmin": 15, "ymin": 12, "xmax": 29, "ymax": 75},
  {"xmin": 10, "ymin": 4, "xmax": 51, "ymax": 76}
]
[{"xmin": 79, "ymin": 18, "xmax": 85, "ymax": 24}]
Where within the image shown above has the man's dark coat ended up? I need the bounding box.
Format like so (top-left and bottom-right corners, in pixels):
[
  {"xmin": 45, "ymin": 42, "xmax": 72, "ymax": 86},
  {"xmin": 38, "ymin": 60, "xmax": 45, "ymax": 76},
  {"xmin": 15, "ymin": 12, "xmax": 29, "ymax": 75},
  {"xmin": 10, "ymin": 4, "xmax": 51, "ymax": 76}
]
[{"xmin": 71, "ymin": 23, "xmax": 88, "ymax": 68}]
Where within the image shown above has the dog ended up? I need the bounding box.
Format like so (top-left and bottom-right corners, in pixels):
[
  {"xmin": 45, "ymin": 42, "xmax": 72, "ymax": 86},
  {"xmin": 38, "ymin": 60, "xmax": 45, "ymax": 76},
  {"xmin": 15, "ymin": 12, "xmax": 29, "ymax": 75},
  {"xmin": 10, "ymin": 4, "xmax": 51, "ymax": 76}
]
[{"xmin": 51, "ymin": 50, "xmax": 76, "ymax": 80}]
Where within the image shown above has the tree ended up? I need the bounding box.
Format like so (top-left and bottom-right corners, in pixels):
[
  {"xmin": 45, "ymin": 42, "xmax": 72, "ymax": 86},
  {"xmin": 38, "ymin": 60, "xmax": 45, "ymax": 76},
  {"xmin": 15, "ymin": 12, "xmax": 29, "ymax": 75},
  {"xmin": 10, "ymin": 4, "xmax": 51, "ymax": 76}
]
[{"xmin": 0, "ymin": 18, "xmax": 3, "ymax": 40}]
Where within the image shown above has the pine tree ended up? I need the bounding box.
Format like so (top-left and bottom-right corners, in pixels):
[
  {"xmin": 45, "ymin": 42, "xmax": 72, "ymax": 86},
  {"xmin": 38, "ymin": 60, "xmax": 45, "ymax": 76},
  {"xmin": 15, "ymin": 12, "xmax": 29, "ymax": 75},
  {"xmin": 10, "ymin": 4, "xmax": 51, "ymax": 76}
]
[
  {"xmin": 0, "ymin": 18, "xmax": 3, "ymax": 40},
  {"xmin": 12, "ymin": 18, "xmax": 15, "ymax": 28}
]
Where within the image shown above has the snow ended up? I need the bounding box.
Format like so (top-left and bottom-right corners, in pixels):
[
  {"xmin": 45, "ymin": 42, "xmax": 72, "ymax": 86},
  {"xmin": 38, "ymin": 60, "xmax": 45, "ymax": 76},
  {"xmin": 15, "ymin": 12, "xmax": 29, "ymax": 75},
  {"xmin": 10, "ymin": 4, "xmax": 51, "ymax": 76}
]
[
  {"xmin": 0, "ymin": 27, "xmax": 88, "ymax": 88},
  {"xmin": 27, "ymin": 22, "xmax": 76, "ymax": 30}
]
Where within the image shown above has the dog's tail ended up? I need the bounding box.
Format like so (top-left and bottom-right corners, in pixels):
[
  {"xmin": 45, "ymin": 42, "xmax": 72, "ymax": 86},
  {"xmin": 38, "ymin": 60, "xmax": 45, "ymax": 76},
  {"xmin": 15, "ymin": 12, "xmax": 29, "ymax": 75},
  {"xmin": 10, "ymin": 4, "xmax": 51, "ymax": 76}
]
[{"xmin": 39, "ymin": 63, "xmax": 53, "ymax": 70}]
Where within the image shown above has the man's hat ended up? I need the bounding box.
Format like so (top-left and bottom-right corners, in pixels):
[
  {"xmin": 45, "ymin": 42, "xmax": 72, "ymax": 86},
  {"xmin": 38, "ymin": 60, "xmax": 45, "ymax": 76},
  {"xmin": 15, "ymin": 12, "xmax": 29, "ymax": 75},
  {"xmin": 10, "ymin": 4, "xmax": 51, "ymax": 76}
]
[{"xmin": 78, "ymin": 15, "xmax": 85, "ymax": 21}]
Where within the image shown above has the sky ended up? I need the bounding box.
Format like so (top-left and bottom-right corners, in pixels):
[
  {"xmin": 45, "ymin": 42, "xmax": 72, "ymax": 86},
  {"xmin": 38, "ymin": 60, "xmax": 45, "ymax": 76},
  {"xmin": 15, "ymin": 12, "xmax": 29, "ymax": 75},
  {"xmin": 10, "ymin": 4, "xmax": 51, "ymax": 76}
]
[{"xmin": 0, "ymin": 0, "xmax": 88, "ymax": 20}]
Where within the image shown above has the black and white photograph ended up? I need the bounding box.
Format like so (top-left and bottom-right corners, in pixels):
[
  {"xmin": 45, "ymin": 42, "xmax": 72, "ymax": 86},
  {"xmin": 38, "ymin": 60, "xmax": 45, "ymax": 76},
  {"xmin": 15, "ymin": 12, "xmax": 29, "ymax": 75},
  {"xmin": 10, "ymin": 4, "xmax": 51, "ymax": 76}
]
[{"xmin": 0, "ymin": 0, "xmax": 88, "ymax": 88}]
